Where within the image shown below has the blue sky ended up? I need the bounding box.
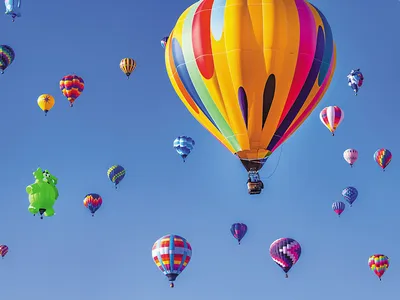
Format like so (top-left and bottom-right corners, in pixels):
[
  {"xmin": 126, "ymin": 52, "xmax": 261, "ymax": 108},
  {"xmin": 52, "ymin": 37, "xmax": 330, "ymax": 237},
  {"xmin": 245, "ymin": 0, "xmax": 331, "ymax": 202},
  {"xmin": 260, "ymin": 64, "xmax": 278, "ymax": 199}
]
[{"xmin": 0, "ymin": 0, "xmax": 399, "ymax": 299}]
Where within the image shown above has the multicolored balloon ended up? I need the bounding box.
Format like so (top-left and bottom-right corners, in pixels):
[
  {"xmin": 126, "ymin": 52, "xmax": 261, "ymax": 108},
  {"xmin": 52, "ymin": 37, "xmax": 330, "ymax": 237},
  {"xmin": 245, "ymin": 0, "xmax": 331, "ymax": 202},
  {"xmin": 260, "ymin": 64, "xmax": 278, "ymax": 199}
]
[
  {"xmin": 173, "ymin": 136, "xmax": 195, "ymax": 162},
  {"xmin": 37, "ymin": 94, "xmax": 55, "ymax": 116},
  {"xmin": 161, "ymin": 36, "xmax": 169, "ymax": 48},
  {"xmin": 342, "ymin": 187, "xmax": 358, "ymax": 207},
  {"xmin": 270, "ymin": 238, "xmax": 301, "ymax": 278},
  {"xmin": 120, "ymin": 58, "xmax": 136, "ymax": 79},
  {"xmin": 319, "ymin": 106, "xmax": 344, "ymax": 136},
  {"xmin": 165, "ymin": 0, "xmax": 336, "ymax": 174},
  {"xmin": 0, "ymin": 45, "xmax": 15, "ymax": 74},
  {"xmin": 59, "ymin": 74, "xmax": 84, "ymax": 107},
  {"xmin": 230, "ymin": 223, "xmax": 247, "ymax": 245},
  {"xmin": 4, "ymin": 0, "xmax": 21, "ymax": 21},
  {"xmin": 0, "ymin": 245, "xmax": 8, "ymax": 258},
  {"xmin": 368, "ymin": 254, "xmax": 389, "ymax": 280},
  {"xmin": 374, "ymin": 149, "xmax": 392, "ymax": 171},
  {"xmin": 83, "ymin": 193, "xmax": 102, "ymax": 217},
  {"xmin": 152, "ymin": 234, "xmax": 192, "ymax": 288},
  {"xmin": 107, "ymin": 165, "xmax": 125, "ymax": 189},
  {"xmin": 332, "ymin": 201, "xmax": 345, "ymax": 216},
  {"xmin": 343, "ymin": 149, "xmax": 358, "ymax": 167}
]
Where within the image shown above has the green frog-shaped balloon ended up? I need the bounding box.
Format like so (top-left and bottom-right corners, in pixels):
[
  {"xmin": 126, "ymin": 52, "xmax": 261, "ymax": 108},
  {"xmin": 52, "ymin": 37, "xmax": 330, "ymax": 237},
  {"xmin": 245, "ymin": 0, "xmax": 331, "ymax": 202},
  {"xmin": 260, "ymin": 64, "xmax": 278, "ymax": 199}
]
[{"xmin": 26, "ymin": 167, "xmax": 59, "ymax": 219}]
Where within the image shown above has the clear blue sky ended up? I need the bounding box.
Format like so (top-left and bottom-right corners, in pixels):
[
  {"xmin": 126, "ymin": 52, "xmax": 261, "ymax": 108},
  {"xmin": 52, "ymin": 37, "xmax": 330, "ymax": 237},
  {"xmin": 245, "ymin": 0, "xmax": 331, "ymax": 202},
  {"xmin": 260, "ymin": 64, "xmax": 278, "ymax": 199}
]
[{"xmin": 0, "ymin": 0, "xmax": 399, "ymax": 299}]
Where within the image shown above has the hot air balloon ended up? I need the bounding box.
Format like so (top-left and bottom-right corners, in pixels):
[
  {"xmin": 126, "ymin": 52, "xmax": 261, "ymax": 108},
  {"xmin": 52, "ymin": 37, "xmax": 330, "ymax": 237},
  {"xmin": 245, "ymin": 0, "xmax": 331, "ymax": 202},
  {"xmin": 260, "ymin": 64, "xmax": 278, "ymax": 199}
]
[
  {"xmin": 270, "ymin": 238, "xmax": 301, "ymax": 278},
  {"xmin": 173, "ymin": 136, "xmax": 195, "ymax": 162},
  {"xmin": 368, "ymin": 254, "xmax": 389, "ymax": 281},
  {"xmin": 165, "ymin": 0, "xmax": 336, "ymax": 193},
  {"xmin": 120, "ymin": 58, "xmax": 136, "ymax": 79},
  {"xmin": 152, "ymin": 234, "xmax": 192, "ymax": 288},
  {"xmin": 0, "ymin": 45, "xmax": 15, "ymax": 74},
  {"xmin": 83, "ymin": 193, "xmax": 102, "ymax": 217},
  {"xmin": 374, "ymin": 149, "xmax": 392, "ymax": 171},
  {"xmin": 342, "ymin": 187, "xmax": 358, "ymax": 207},
  {"xmin": 4, "ymin": 0, "xmax": 21, "ymax": 21},
  {"xmin": 332, "ymin": 201, "xmax": 345, "ymax": 216},
  {"xmin": 26, "ymin": 168, "xmax": 59, "ymax": 219},
  {"xmin": 347, "ymin": 69, "xmax": 364, "ymax": 96},
  {"xmin": 319, "ymin": 106, "xmax": 344, "ymax": 136},
  {"xmin": 230, "ymin": 223, "xmax": 247, "ymax": 245},
  {"xmin": 107, "ymin": 165, "xmax": 125, "ymax": 189},
  {"xmin": 0, "ymin": 245, "xmax": 8, "ymax": 258},
  {"xmin": 161, "ymin": 36, "xmax": 169, "ymax": 48},
  {"xmin": 37, "ymin": 94, "xmax": 55, "ymax": 116},
  {"xmin": 343, "ymin": 149, "xmax": 358, "ymax": 167},
  {"xmin": 59, "ymin": 74, "xmax": 84, "ymax": 107}
]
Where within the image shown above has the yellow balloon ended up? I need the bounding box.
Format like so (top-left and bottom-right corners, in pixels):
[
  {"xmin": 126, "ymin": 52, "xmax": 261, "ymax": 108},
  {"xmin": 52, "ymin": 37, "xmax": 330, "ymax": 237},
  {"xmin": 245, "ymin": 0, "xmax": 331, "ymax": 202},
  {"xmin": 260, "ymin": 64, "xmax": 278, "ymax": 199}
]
[
  {"xmin": 37, "ymin": 94, "xmax": 55, "ymax": 116},
  {"xmin": 165, "ymin": 0, "xmax": 336, "ymax": 172},
  {"xmin": 120, "ymin": 58, "xmax": 136, "ymax": 79}
]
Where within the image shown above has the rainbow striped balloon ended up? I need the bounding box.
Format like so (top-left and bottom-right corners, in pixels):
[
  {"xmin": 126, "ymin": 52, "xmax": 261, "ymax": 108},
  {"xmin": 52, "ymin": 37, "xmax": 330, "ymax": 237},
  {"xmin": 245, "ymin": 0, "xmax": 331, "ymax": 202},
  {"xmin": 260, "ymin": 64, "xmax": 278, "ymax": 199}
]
[
  {"xmin": 0, "ymin": 45, "xmax": 15, "ymax": 74},
  {"xmin": 368, "ymin": 254, "xmax": 389, "ymax": 280},
  {"xmin": 165, "ymin": 0, "xmax": 336, "ymax": 166},
  {"xmin": 83, "ymin": 193, "xmax": 103, "ymax": 217},
  {"xmin": 59, "ymin": 74, "xmax": 84, "ymax": 107},
  {"xmin": 374, "ymin": 148, "xmax": 392, "ymax": 171},
  {"xmin": 319, "ymin": 106, "xmax": 344, "ymax": 136},
  {"xmin": 152, "ymin": 234, "xmax": 192, "ymax": 288}
]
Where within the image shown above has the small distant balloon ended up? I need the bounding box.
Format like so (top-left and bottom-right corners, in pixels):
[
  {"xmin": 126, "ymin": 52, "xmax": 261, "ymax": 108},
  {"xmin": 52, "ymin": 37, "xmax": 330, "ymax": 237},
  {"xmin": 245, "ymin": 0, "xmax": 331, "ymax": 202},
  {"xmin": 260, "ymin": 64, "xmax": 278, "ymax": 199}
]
[
  {"xmin": 369, "ymin": 254, "xmax": 389, "ymax": 280},
  {"xmin": 230, "ymin": 223, "xmax": 247, "ymax": 245},
  {"xmin": 120, "ymin": 58, "xmax": 136, "ymax": 79},
  {"xmin": 342, "ymin": 187, "xmax": 358, "ymax": 207},
  {"xmin": 343, "ymin": 149, "xmax": 358, "ymax": 167},
  {"xmin": 37, "ymin": 94, "xmax": 55, "ymax": 116},
  {"xmin": 161, "ymin": 36, "xmax": 169, "ymax": 48},
  {"xmin": 4, "ymin": 0, "xmax": 21, "ymax": 22},
  {"xmin": 59, "ymin": 74, "xmax": 84, "ymax": 107},
  {"xmin": 0, "ymin": 245, "xmax": 8, "ymax": 258},
  {"xmin": 332, "ymin": 201, "xmax": 345, "ymax": 216},
  {"xmin": 270, "ymin": 238, "xmax": 301, "ymax": 278},
  {"xmin": 83, "ymin": 193, "xmax": 103, "ymax": 217},
  {"xmin": 319, "ymin": 106, "xmax": 344, "ymax": 136},
  {"xmin": 0, "ymin": 45, "xmax": 15, "ymax": 74},
  {"xmin": 173, "ymin": 136, "xmax": 195, "ymax": 162},
  {"xmin": 107, "ymin": 165, "xmax": 125, "ymax": 189},
  {"xmin": 374, "ymin": 149, "xmax": 392, "ymax": 171}
]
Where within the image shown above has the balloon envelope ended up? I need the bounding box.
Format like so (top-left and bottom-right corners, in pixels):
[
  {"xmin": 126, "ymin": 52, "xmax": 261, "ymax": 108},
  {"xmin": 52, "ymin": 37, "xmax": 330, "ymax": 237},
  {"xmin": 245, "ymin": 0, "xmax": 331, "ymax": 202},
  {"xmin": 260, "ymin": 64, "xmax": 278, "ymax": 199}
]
[
  {"xmin": 230, "ymin": 223, "xmax": 247, "ymax": 244},
  {"xmin": 83, "ymin": 193, "xmax": 103, "ymax": 216},
  {"xmin": 342, "ymin": 187, "xmax": 358, "ymax": 206},
  {"xmin": 165, "ymin": 0, "xmax": 336, "ymax": 171},
  {"xmin": 374, "ymin": 149, "xmax": 392, "ymax": 170},
  {"xmin": 332, "ymin": 201, "xmax": 345, "ymax": 216},
  {"xmin": 0, "ymin": 245, "xmax": 8, "ymax": 258},
  {"xmin": 270, "ymin": 238, "xmax": 301, "ymax": 276},
  {"xmin": 368, "ymin": 254, "xmax": 389, "ymax": 280},
  {"xmin": 152, "ymin": 234, "xmax": 192, "ymax": 287},
  {"xmin": 343, "ymin": 149, "xmax": 358, "ymax": 166}
]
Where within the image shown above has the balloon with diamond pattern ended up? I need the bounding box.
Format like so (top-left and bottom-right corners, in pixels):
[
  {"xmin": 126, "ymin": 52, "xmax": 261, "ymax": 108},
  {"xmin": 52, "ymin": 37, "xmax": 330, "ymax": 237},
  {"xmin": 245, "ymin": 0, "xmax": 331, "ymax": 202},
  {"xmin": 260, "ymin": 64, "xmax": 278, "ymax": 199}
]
[{"xmin": 270, "ymin": 238, "xmax": 301, "ymax": 278}]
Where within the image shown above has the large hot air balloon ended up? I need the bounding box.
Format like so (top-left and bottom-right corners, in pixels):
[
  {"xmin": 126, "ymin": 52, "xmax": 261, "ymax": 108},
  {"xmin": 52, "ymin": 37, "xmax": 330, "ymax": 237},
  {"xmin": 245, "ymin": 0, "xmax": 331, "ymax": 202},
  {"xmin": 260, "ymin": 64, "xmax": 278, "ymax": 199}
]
[
  {"xmin": 165, "ymin": 0, "xmax": 336, "ymax": 191},
  {"xmin": 342, "ymin": 187, "xmax": 358, "ymax": 207},
  {"xmin": 368, "ymin": 254, "xmax": 389, "ymax": 281},
  {"xmin": 0, "ymin": 45, "xmax": 15, "ymax": 74},
  {"xmin": 4, "ymin": 0, "xmax": 21, "ymax": 21},
  {"xmin": 374, "ymin": 149, "xmax": 392, "ymax": 171},
  {"xmin": 26, "ymin": 168, "xmax": 59, "ymax": 219},
  {"xmin": 173, "ymin": 136, "xmax": 195, "ymax": 162},
  {"xmin": 230, "ymin": 223, "xmax": 247, "ymax": 245},
  {"xmin": 37, "ymin": 94, "xmax": 55, "ymax": 116},
  {"xmin": 152, "ymin": 234, "xmax": 192, "ymax": 288},
  {"xmin": 107, "ymin": 165, "xmax": 125, "ymax": 189},
  {"xmin": 343, "ymin": 149, "xmax": 358, "ymax": 167},
  {"xmin": 0, "ymin": 245, "xmax": 8, "ymax": 258},
  {"xmin": 120, "ymin": 58, "xmax": 136, "ymax": 79},
  {"xmin": 270, "ymin": 238, "xmax": 301, "ymax": 278},
  {"xmin": 83, "ymin": 193, "xmax": 102, "ymax": 217},
  {"xmin": 161, "ymin": 36, "xmax": 169, "ymax": 49},
  {"xmin": 319, "ymin": 106, "xmax": 344, "ymax": 136},
  {"xmin": 59, "ymin": 75, "xmax": 84, "ymax": 107},
  {"xmin": 332, "ymin": 201, "xmax": 345, "ymax": 216}
]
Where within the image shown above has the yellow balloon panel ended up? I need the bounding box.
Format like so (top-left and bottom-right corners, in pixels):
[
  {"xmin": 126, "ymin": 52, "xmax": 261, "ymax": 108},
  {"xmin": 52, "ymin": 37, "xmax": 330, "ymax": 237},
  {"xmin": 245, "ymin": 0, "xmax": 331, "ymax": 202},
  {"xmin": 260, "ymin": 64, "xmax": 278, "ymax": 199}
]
[{"xmin": 165, "ymin": 0, "xmax": 336, "ymax": 161}]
